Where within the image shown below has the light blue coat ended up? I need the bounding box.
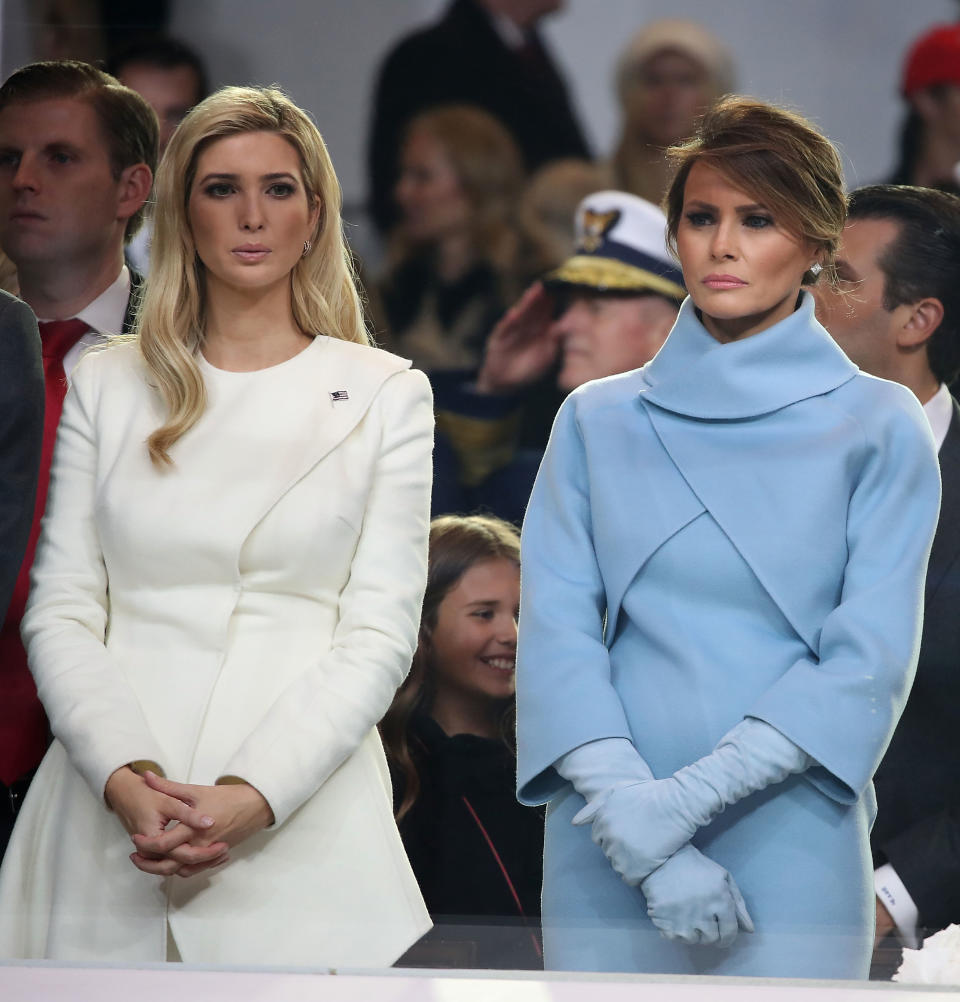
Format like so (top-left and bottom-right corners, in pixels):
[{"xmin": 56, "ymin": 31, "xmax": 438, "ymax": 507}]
[{"xmin": 516, "ymin": 294, "xmax": 941, "ymax": 977}]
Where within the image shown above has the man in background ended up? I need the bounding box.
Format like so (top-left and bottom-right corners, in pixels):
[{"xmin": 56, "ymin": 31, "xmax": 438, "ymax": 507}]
[
  {"xmin": 110, "ymin": 36, "xmax": 207, "ymax": 156},
  {"xmin": 815, "ymin": 183, "xmax": 960, "ymax": 972},
  {"xmin": 367, "ymin": 0, "xmax": 590, "ymax": 234},
  {"xmin": 433, "ymin": 190, "xmax": 684, "ymax": 523},
  {"xmin": 109, "ymin": 36, "xmax": 208, "ymax": 272},
  {"xmin": 0, "ymin": 290, "xmax": 44, "ymax": 854},
  {"xmin": 0, "ymin": 60, "xmax": 157, "ymax": 858}
]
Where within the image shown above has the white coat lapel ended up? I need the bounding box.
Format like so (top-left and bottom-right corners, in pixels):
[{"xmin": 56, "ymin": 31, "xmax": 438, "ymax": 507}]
[{"xmin": 237, "ymin": 336, "xmax": 411, "ymax": 543}]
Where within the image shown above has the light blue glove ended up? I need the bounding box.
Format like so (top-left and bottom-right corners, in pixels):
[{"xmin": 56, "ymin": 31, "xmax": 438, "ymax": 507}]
[
  {"xmin": 575, "ymin": 719, "xmax": 811, "ymax": 884},
  {"xmin": 640, "ymin": 845, "xmax": 754, "ymax": 947},
  {"xmin": 555, "ymin": 738, "xmax": 755, "ymax": 946},
  {"xmin": 554, "ymin": 736, "xmax": 654, "ymax": 809}
]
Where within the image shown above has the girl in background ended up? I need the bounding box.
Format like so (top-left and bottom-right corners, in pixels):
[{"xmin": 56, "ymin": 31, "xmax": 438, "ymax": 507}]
[{"xmin": 381, "ymin": 514, "xmax": 544, "ymax": 969}]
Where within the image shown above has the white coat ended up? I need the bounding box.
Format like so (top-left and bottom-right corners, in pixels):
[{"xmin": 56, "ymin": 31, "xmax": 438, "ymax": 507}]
[{"xmin": 0, "ymin": 334, "xmax": 434, "ymax": 966}]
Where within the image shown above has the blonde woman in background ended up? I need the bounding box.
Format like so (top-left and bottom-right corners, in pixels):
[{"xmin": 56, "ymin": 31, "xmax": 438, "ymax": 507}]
[
  {"xmin": 610, "ymin": 19, "xmax": 735, "ymax": 207},
  {"xmin": 378, "ymin": 104, "xmax": 525, "ymax": 375},
  {"xmin": 0, "ymin": 86, "xmax": 434, "ymax": 967}
]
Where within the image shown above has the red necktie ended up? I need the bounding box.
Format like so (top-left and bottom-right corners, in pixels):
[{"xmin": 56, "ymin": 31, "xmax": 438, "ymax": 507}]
[{"xmin": 0, "ymin": 318, "xmax": 90, "ymax": 785}]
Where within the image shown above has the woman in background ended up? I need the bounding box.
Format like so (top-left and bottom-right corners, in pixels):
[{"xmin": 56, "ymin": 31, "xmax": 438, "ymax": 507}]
[
  {"xmin": 516, "ymin": 97, "xmax": 941, "ymax": 978},
  {"xmin": 382, "ymin": 514, "xmax": 543, "ymax": 969},
  {"xmin": 609, "ymin": 19, "xmax": 734, "ymax": 207},
  {"xmin": 0, "ymin": 86, "xmax": 433, "ymax": 967},
  {"xmin": 378, "ymin": 105, "xmax": 524, "ymax": 375}
]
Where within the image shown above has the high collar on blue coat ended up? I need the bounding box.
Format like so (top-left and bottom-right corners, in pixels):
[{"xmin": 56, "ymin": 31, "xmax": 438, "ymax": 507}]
[{"xmin": 638, "ymin": 291, "xmax": 858, "ymax": 419}]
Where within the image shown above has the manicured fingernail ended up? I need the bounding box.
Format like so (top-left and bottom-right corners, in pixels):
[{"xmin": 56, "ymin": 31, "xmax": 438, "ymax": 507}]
[{"xmin": 201, "ymin": 815, "xmax": 215, "ymax": 827}]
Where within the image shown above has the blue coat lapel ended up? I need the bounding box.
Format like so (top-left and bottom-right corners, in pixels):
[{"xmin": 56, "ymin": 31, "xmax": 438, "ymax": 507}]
[
  {"xmin": 628, "ymin": 294, "xmax": 858, "ymax": 653},
  {"xmin": 584, "ymin": 390, "xmax": 705, "ymax": 642}
]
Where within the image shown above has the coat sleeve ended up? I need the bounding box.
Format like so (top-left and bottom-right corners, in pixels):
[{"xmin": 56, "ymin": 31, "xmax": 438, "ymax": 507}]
[
  {"xmin": 749, "ymin": 394, "xmax": 941, "ymax": 804},
  {"xmin": 21, "ymin": 351, "xmax": 168, "ymax": 801},
  {"xmin": 516, "ymin": 393, "xmax": 635, "ymax": 805},
  {"xmin": 0, "ymin": 293, "xmax": 43, "ymax": 620},
  {"xmin": 219, "ymin": 367, "xmax": 434, "ymax": 828}
]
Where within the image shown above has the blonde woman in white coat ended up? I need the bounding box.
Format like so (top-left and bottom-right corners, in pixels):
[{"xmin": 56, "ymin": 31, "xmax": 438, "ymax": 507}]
[{"xmin": 0, "ymin": 86, "xmax": 434, "ymax": 967}]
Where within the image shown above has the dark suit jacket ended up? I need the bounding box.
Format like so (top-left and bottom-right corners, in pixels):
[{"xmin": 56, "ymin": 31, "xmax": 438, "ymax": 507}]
[
  {"xmin": 0, "ymin": 291, "xmax": 43, "ymax": 622},
  {"xmin": 0, "ymin": 278, "xmax": 139, "ymax": 791},
  {"xmin": 873, "ymin": 397, "xmax": 960, "ymax": 932},
  {"xmin": 367, "ymin": 0, "xmax": 590, "ymax": 233}
]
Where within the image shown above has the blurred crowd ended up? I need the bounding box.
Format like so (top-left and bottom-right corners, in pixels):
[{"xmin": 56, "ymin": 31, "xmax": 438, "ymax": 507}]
[{"xmin": 2, "ymin": 0, "xmax": 960, "ymax": 980}]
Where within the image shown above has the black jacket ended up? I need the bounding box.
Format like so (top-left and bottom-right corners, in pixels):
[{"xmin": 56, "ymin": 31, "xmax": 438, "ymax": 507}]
[
  {"xmin": 367, "ymin": 0, "xmax": 590, "ymax": 233},
  {"xmin": 0, "ymin": 292, "xmax": 43, "ymax": 622},
  {"xmin": 391, "ymin": 713, "xmax": 544, "ymax": 968},
  {"xmin": 872, "ymin": 398, "xmax": 960, "ymax": 932}
]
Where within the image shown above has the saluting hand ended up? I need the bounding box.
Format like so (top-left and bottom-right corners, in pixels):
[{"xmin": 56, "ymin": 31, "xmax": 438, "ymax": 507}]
[{"xmin": 475, "ymin": 282, "xmax": 560, "ymax": 395}]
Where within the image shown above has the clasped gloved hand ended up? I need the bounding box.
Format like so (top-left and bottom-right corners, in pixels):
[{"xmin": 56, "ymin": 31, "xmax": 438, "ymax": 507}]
[
  {"xmin": 641, "ymin": 844, "xmax": 754, "ymax": 947},
  {"xmin": 554, "ymin": 733, "xmax": 759, "ymax": 947},
  {"xmin": 570, "ymin": 718, "xmax": 812, "ymax": 885}
]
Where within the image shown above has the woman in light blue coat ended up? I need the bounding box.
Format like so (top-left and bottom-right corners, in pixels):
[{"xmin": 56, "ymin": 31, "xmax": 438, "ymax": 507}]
[{"xmin": 516, "ymin": 97, "xmax": 942, "ymax": 978}]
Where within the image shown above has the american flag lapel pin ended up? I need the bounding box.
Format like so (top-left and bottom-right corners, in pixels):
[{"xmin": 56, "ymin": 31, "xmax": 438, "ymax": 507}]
[{"xmin": 330, "ymin": 390, "xmax": 349, "ymax": 402}]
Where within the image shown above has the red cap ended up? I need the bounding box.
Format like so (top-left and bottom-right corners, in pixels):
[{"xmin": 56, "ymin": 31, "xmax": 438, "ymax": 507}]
[{"xmin": 903, "ymin": 24, "xmax": 960, "ymax": 97}]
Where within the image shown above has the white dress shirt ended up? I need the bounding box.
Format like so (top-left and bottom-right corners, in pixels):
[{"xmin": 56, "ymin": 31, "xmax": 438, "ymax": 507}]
[
  {"xmin": 37, "ymin": 266, "xmax": 131, "ymax": 379},
  {"xmin": 923, "ymin": 381, "xmax": 952, "ymax": 452}
]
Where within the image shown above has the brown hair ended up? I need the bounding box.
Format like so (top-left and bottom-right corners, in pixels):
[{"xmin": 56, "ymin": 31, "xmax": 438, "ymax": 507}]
[
  {"xmin": 664, "ymin": 96, "xmax": 846, "ymax": 286},
  {"xmin": 0, "ymin": 60, "xmax": 158, "ymax": 241},
  {"xmin": 392, "ymin": 104, "xmax": 525, "ymax": 274},
  {"xmin": 380, "ymin": 514, "xmax": 521, "ymax": 821}
]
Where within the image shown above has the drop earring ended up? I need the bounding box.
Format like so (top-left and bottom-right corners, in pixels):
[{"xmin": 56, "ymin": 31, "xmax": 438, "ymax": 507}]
[{"xmin": 302, "ymin": 240, "xmax": 312, "ymax": 258}]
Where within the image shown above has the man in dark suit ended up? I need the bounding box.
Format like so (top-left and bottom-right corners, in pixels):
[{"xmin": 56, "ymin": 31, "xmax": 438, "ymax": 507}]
[
  {"xmin": 367, "ymin": 0, "xmax": 590, "ymax": 233},
  {"xmin": 815, "ymin": 184, "xmax": 960, "ymax": 970},
  {"xmin": 0, "ymin": 290, "xmax": 43, "ymax": 854},
  {"xmin": 0, "ymin": 61, "xmax": 157, "ymax": 857}
]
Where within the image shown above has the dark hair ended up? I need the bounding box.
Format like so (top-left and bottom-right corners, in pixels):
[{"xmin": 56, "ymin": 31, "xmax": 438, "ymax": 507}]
[
  {"xmin": 889, "ymin": 109, "xmax": 924, "ymax": 186},
  {"xmin": 0, "ymin": 60, "xmax": 158, "ymax": 240},
  {"xmin": 665, "ymin": 96, "xmax": 846, "ymax": 286},
  {"xmin": 379, "ymin": 514, "xmax": 521, "ymax": 821},
  {"xmin": 848, "ymin": 184, "xmax": 960, "ymax": 384},
  {"xmin": 890, "ymin": 85, "xmax": 959, "ymax": 187},
  {"xmin": 107, "ymin": 36, "xmax": 209, "ymax": 103}
]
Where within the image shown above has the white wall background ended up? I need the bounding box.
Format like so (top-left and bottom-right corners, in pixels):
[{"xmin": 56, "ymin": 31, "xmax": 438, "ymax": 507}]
[{"xmin": 3, "ymin": 0, "xmax": 959, "ymax": 222}]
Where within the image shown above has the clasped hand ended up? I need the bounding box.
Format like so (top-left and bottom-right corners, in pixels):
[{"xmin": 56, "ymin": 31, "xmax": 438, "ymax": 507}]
[
  {"xmin": 575, "ymin": 779, "xmax": 753, "ymax": 947},
  {"xmin": 105, "ymin": 766, "xmax": 273, "ymax": 878},
  {"xmin": 575, "ymin": 777, "xmax": 701, "ymax": 885}
]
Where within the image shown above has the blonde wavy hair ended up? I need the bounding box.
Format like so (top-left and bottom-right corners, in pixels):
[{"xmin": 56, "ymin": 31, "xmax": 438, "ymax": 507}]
[
  {"xmin": 136, "ymin": 85, "xmax": 371, "ymax": 467},
  {"xmin": 390, "ymin": 104, "xmax": 525, "ymax": 275}
]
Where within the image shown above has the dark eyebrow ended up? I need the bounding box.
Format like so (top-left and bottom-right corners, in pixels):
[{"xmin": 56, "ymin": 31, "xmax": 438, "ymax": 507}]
[
  {"xmin": 684, "ymin": 199, "xmax": 770, "ymax": 213},
  {"xmin": 197, "ymin": 171, "xmax": 299, "ymax": 184},
  {"xmin": 44, "ymin": 142, "xmax": 84, "ymax": 157},
  {"xmin": 465, "ymin": 599, "xmax": 499, "ymax": 607}
]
